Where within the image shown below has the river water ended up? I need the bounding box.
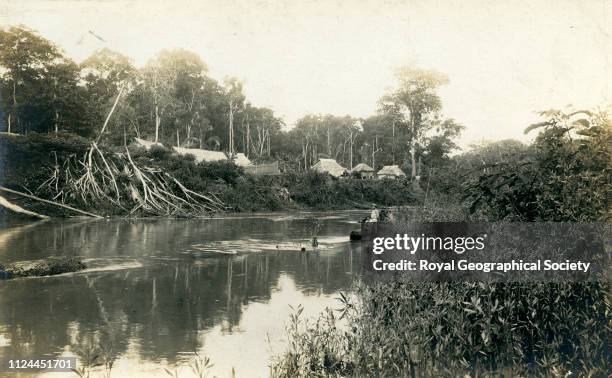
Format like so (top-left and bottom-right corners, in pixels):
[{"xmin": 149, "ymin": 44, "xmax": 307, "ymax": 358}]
[{"xmin": 0, "ymin": 211, "xmax": 365, "ymax": 377}]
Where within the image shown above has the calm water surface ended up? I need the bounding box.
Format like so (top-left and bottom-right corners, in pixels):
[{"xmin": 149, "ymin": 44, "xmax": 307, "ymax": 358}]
[{"xmin": 0, "ymin": 211, "xmax": 365, "ymax": 377}]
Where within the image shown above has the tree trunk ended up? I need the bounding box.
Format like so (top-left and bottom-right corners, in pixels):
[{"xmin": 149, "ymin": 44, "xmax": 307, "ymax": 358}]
[
  {"xmin": 327, "ymin": 126, "xmax": 331, "ymax": 155},
  {"xmin": 154, "ymin": 105, "xmax": 160, "ymax": 143},
  {"xmin": 349, "ymin": 132, "xmax": 354, "ymax": 170},
  {"xmin": 10, "ymin": 80, "xmax": 16, "ymax": 133},
  {"xmin": 246, "ymin": 116, "xmax": 250, "ymax": 157},
  {"xmin": 228, "ymin": 100, "xmax": 234, "ymax": 155},
  {"xmin": 410, "ymin": 118, "xmax": 416, "ymax": 179},
  {"xmin": 392, "ymin": 119, "xmax": 396, "ymax": 164},
  {"xmin": 410, "ymin": 142, "xmax": 416, "ymax": 178},
  {"xmin": 53, "ymin": 79, "xmax": 58, "ymax": 134},
  {"xmin": 372, "ymin": 137, "xmax": 375, "ymax": 168},
  {"xmin": 0, "ymin": 187, "xmax": 101, "ymax": 218},
  {"xmin": 0, "ymin": 195, "xmax": 49, "ymax": 219},
  {"xmin": 303, "ymin": 138, "xmax": 309, "ymax": 171}
]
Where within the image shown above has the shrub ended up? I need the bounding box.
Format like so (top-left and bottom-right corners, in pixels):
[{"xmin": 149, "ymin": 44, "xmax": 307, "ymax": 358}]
[
  {"xmin": 0, "ymin": 132, "xmax": 90, "ymax": 190},
  {"xmin": 271, "ymin": 198, "xmax": 610, "ymax": 377},
  {"xmin": 286, "ymin": 173, "xmax": 419, "ymax": 209},
  {"xmin": 147, "ymin": 144, "xmax": 172, "ymax": 160},
  {"xmin": 462, "ymin": 110, "xmax": 610, "ymax": 221}
]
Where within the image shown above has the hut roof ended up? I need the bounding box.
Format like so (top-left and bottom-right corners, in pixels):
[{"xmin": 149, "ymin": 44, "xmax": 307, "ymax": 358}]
[
  {"xmin": 133, "ymin": 138, "xmax": 163, "ymax": 151},
  {"xmin": 350, "ymin": 163, "xmax": 374, "ymax": 173},
  {"xmin": 173, "ymin": 147, "xmax": 227, "ymax": 163},
  {"xmin": 311, "ymin": 159, "xmax": 348, "ymax": 178},
  {"xmin": 172, "ymin": 147, "xmax": 252, "ymax": 167},
  {"xmin": 377, "ymin": 165, "xmax": 406, "ymax": 177}
]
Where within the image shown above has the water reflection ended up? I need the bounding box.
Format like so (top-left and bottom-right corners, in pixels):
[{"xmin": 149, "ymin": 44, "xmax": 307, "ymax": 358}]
[{"xmin": 0, "ymin": 212, "xmax": 364, "ymax": 377}]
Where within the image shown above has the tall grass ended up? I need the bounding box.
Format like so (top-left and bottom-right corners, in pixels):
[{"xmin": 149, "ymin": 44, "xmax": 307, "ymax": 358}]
[
  {"xmin": 270, "ymin": 199, "xmax": 611, "ymax": 377},
  {"xmin": 272, "ymin": 281, "xmax": 609, "ymax": 377}
]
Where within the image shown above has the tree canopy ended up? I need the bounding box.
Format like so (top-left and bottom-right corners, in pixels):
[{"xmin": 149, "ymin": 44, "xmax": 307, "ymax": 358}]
[{"xmin": 0, "ymin": 27, "xmax": 464, "ymax": 174}]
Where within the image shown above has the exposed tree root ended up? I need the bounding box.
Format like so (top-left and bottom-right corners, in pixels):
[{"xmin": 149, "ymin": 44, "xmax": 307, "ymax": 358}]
[
  {"xmin": 31, "ymin": 146, "xmax": 224, "ymax": 217},
  {"xmin": 22, "ymin": 86, "xmax": 224, "ymax": 217}
]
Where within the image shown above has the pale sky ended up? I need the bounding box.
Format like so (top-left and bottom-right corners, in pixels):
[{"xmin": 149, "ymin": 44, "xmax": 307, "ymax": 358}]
[{"xmin": 1, "ymin": 0, "xmax": 610, "ymax": 147}]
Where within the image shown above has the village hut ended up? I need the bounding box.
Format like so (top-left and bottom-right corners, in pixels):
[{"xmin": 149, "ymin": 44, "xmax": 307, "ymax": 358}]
[
  {"xmin": 172, "ymin": 147, "xmax": 253, "ymax": 167},
  {"xmin": 350, "ymin": 163, "xmax": 375, "ymax": 179},
  {"xmin": 376, "ymin": 165, "xmax": 406, "ymax": 180},
  {"xmin": 311, "ymin": 158, "xmax": 348, "ymax": 178}
]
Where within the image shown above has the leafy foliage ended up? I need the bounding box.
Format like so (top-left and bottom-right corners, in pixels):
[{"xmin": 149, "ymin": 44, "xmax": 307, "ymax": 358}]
[
  {"xmin": 0, "ymin": 27, "xmax": 464, "ymax": 180},
  {"xmin": 272, "ymin": 112, "xmax": 611, "ymax": 377},
  {"xmin": 463, "ymin": 110, "xmax": 610, "ymax": 221},
  {"xmin": 271, "ymin": 198, "xmax": 611, "ymax": 377}
]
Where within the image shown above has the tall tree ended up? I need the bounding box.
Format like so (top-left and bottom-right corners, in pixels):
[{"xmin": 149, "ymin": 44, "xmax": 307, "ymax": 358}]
[
  {"xmin": 382, "ymin": 66, "xmax": 448, "ymax": 179},
  {"xmin": 223, "ymin": 78, "xmax": 244, "ymax": 155},
  {"xmin": 0, "ymin": 26, "xmax": 83, "ymax": 134},
  {"xmin": 137, "ymin": 49, "xmax": 208, "ymax": 144},
  {"xmin": 80, "ymin": 48, "xmax": 136, "ymax": 139},
  {"xmin": 422, "ymin": 118, "xmax": 465, "ymax": 168},
  {"xmin": 46, "ymin": 59, "xmax": 83, "ymax": 134}
]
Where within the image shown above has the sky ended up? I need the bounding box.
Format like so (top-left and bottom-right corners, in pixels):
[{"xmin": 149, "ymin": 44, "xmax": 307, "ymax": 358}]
[{"xmin": 0, "ymin": 0, "xmax": 610, "ymax": 147}]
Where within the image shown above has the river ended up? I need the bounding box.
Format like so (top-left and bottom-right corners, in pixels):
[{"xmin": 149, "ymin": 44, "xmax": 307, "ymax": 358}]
[{"xmin": 0, "ymin": 211, "xmax": 366, "ymax": 377}]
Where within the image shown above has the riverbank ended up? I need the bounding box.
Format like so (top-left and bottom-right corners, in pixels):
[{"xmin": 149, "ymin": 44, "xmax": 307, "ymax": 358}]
[{"xmin": 0, "ymin": 132, "xmax": 422, "ymax": 218}]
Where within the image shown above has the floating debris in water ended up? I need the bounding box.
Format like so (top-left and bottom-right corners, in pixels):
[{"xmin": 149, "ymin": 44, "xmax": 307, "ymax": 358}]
[{"xmin": 0, "ymin": 257, "xmax": 86, "ymax": 279}]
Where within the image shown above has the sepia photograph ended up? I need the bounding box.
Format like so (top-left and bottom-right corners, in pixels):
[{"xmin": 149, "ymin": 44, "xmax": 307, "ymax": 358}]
[{"xmin": 0, "ymin": 0, "xmax": 610, "ymax": 377}]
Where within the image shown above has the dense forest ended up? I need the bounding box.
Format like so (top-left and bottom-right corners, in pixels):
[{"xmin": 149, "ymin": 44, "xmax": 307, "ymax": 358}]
[
  {"xmin": 0, "ymin": 26, "xmax": 463, "ymax": 176},
  {"xmin": 0, "ymin": 25, "xmax": 609, "ymax": 219}
]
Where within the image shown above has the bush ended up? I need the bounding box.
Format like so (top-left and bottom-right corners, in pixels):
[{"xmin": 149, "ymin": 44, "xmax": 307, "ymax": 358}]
[
  {"xmin": 272, "ymin": 113, "xmax": 611, "ymax": 377},
  {"xmin": 1, "ymin": 133, "xmax": 420, "ymax": 214},
  {"xmin": 272, "ymin": 280, "xmax": 609, "ymax": 378},
  {"xmin": 461, "ymin": 110, "xmax": 610, "ymax": 221},
  {"xmin": 271, "ymin": 198, "xmax": 610, "ymax": 377},
  {"xmin": 286, "ymin": 172, "xmax": 419, "ymax": 209},
  {"xmin": 0, "ymin": 132, "xmax": 90, "ymax": 190},
  {"xmin": 147, "ymin": 144, "xmax": 172, "ymax": 160}
]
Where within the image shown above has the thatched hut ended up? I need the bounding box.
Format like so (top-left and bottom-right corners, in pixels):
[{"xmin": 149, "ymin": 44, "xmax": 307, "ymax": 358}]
[
  {"xmin": 172, "ymin": 147, "xmax": 253, "ymax": 167},
  {"xmin": 350, "ymin": 163, "xmax": 375, "ymax": 179},
  {"xmin": 311, "ymin": 159, "xmax": 348, "ymax": 178},
  {"xmin": 376, "ymin": 165, "xmax": 406, "ymax": 180}
]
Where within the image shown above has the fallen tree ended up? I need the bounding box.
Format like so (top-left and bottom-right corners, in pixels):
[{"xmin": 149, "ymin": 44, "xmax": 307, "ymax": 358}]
[
  {"xmin": 0, "ymin": 187, "xmax": 100, "ymax": 218},
  {"xmin": 0, "ymin": 194, "xmax": 49, "ymax": 219},
  {"xmin": 26, "ymin": 86, "xmax": 226, "ymax": 217},
  {"xmin": 30, "ymin": 144, "xmax": 226, "ymax": 217}
]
